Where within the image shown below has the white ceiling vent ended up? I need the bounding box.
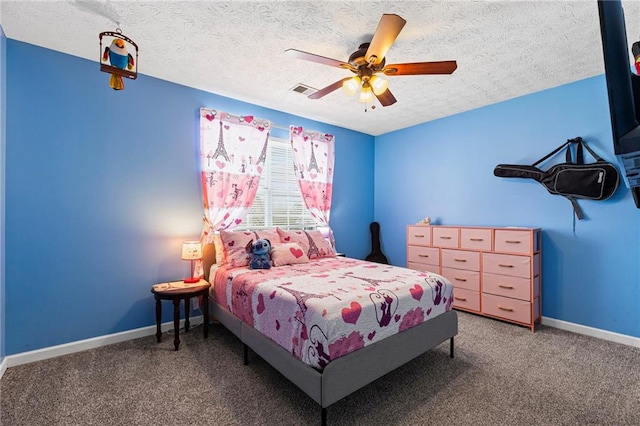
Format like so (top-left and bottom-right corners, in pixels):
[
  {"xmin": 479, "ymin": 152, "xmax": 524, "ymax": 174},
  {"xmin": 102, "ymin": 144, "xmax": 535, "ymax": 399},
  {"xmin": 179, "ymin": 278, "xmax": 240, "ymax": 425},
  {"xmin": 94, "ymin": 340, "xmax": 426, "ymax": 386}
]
[{"xmin": 290, "ymin": 83, "xmax": 317, "ymax": 96}]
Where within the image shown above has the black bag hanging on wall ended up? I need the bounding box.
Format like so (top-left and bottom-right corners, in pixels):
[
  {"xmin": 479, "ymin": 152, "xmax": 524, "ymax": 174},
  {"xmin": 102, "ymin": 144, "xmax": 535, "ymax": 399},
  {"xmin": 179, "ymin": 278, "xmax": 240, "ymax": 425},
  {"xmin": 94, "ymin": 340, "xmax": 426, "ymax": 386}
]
[{"xmin": 493, "ymin": 137, "xmax": 620, "ymax": 220}]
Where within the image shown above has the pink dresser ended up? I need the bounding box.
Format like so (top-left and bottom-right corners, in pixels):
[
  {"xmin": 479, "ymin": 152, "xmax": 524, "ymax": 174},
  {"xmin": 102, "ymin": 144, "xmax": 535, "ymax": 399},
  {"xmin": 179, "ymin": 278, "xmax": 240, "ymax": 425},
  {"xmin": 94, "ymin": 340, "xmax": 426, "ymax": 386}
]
[{"xmin": 406, "ymin": 225, "xmax": 542, "ymax": 332}]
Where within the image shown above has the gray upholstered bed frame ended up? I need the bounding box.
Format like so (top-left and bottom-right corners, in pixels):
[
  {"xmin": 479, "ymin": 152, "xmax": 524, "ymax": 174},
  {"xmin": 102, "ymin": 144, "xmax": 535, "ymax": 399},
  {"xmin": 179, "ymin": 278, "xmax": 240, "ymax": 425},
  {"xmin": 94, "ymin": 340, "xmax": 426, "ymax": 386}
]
[{"xmin": 202, "ymin": 243, "xmax": 458, "ymax": 425}]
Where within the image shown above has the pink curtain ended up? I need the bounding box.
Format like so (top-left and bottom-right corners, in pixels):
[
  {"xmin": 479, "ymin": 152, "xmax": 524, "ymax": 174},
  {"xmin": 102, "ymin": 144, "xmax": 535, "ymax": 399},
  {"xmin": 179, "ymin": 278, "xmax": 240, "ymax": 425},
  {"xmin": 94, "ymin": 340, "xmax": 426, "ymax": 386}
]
[
  {"xmin": 200, "ymin": 108, "xmax": 271, "ymax": 229},
  {"xmin": 197, "ymin": 108, "xmax": 271, "ymax": 273},
  {"xmin": 289, "ymin": 125, "xmax": 335, "ymax": 225}
]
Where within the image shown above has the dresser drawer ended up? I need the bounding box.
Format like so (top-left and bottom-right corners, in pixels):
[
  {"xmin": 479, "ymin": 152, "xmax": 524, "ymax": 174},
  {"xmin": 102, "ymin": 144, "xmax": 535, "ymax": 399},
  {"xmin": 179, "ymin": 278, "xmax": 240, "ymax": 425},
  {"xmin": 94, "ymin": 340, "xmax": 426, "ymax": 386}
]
[
  {"xmin": 452, "ymin": 287, "xmax": 480, "ymax": 312},
  {"xmin": 432, "ymin": 227, "xmax": 459, "ymax": 248},
  {"xmin": 483, "ymin": 273, "xmax": 531, "ymax": 301},
  {"xmin": 482, "ymin": 293, "xmax": 532, "ymax": 325},
  {"xmin": 483, "ymin": 253, "xmax": 532, "ymax": 278},
  {"xmin": 494, "ymin": 229, "xmax": 536, "ymax": 254},
  {"xmin": 461, "ymin": 228, "xmax": 492, "ymax": 251},
  {"xmin": 441, "ymin": 267, "xmax": 480, "ymax": 291},
  {"xmin": 407, "ymin": 246, "xmax": 439, "ymax": 266},
  {"xmin": 407, "ymin": 261, "xmax": 440, "ymax": 275},
  {"xmin": 407, "ymin": 226, "xmax": 432, "ymax": 246},
  {"xmin": 442, "ymin": 249, "xmax": 480, "ymax": 271}
]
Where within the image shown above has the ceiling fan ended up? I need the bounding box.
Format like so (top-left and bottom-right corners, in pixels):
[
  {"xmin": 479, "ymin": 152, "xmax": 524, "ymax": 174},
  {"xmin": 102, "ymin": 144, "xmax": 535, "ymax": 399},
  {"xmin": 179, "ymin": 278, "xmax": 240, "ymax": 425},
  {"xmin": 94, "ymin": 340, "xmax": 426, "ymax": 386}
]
[{"xmin": 285, "ymin": 14, "xmax": 457, "ymax": 107}]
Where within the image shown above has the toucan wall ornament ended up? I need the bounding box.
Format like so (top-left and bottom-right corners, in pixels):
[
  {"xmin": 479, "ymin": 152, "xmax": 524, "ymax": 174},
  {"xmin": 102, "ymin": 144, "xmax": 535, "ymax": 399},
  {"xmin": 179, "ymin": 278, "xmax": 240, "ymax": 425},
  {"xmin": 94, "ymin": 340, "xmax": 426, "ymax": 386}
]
[{"xmin": 99, "ymin": 28, "xmax": 138, "ymax": 90}]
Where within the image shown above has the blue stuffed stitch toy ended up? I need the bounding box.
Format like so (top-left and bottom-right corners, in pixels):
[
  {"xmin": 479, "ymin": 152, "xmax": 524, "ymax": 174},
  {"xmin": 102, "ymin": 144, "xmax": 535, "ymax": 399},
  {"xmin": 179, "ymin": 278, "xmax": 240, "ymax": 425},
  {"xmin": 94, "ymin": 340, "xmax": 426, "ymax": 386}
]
[{"xmin": 246, "ymin": 238, "xmax": 272, "ymax": 269}]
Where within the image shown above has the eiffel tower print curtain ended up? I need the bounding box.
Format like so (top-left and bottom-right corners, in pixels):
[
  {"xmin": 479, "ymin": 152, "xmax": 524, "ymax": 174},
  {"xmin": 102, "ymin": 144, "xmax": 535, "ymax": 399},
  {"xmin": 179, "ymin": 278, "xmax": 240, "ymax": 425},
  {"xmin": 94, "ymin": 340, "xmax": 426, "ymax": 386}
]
[
  {"xmin": 289, "ymin": 126, "xmax": 335, "ymax": 226},
  {"xmin": 199, "ymin": 108, "xmax": 271, "ymax": 232}
]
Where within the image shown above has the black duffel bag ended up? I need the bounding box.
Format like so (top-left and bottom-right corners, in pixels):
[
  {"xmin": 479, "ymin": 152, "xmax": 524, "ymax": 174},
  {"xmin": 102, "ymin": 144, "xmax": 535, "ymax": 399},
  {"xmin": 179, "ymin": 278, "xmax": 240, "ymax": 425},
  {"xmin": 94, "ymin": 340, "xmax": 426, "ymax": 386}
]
[{"xmin": 494, "ymin": 137, "xmax": 620, "ymax": 220}]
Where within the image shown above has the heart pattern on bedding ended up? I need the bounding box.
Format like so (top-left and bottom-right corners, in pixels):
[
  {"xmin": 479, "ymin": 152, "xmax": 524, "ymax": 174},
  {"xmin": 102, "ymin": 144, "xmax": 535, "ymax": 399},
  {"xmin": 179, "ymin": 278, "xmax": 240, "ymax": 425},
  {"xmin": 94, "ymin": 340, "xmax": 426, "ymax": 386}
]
[
  {"xmin": 341, "ymin": 302, "xmax": 362, "ymax": 324},
  {"xmin": 290, "ymin": 247, "xmax": 304, "ymax": 258},
  {"xmin": 410, "ymin": 284, "xmax": 424, "ymax": 301}
]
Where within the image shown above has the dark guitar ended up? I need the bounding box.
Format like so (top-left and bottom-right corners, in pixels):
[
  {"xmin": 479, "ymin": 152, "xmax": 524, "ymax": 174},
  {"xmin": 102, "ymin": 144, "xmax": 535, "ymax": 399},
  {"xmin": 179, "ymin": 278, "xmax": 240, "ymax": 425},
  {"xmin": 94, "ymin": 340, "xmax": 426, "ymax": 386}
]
[{"xmin": 365, "ymin": 222, "xmax": 389, "ymax": 264}]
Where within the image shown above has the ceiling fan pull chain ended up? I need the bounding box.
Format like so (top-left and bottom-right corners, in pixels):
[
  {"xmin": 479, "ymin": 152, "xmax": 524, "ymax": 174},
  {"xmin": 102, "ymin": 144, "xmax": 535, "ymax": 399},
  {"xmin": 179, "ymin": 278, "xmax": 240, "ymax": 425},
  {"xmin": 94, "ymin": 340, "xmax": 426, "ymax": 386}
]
[{"xmin": 364, "ymin": 98, "xmax": 376, "ymax": 113}]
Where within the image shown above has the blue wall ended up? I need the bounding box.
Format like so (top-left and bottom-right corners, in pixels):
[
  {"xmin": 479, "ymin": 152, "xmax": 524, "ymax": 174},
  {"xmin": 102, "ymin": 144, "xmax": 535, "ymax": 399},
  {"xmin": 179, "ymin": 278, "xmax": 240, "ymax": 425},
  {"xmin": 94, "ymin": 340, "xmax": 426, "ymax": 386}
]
[
  {"xmin": 4, "ymin": 40, "xmax": 374, "ymax": 355},
  {"xmin": 0, "ymin": 26, "xmax": 6, "ymax": 363},
  {"xmin": 375, "ymin": 75, "xmax": 640, "ymax": 338}
]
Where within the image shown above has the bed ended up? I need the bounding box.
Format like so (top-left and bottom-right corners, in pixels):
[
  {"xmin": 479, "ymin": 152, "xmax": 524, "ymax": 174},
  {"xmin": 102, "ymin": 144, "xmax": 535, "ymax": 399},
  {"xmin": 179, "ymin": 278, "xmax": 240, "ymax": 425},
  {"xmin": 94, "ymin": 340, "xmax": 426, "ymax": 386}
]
[{"xmin": 202, "ymin": 242, "xmax": 458, "ymax": 425}]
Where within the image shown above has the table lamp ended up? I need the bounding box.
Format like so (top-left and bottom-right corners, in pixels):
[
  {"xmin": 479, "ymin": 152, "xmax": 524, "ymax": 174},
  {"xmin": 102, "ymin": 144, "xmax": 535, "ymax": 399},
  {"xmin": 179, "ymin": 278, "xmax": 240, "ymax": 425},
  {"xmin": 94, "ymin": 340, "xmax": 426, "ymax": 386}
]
[{"xmin": 181, "ymin": 241, "xmax": 202, "ymax": 283}]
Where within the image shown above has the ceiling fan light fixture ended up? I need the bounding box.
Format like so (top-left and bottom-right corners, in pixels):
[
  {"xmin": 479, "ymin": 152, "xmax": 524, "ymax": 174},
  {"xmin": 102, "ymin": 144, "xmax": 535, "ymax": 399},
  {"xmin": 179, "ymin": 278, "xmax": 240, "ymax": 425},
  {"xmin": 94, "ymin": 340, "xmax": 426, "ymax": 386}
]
[
  {"xmin": 286, "ymin": 14, "xmax": 457, "ymax": 107},
  {"xmin": 358, "ymin": 82, "xmax": 374, "ymax": 103},
  {"xmin": 369, "ymin": 75, "xmax": 389, "ymax": 95},
  {"xmin": 342, "ymin": 76, "xmax": 361, "ymax": 96}
]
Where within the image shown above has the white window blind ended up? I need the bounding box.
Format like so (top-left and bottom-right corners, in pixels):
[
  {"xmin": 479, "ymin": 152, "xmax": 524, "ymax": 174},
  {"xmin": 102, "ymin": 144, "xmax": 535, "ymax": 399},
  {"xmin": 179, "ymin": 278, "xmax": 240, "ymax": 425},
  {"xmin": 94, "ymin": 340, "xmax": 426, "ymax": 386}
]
[{"xmin": 245, "ymin": 137, "xmax": 316, "ymax": 229}]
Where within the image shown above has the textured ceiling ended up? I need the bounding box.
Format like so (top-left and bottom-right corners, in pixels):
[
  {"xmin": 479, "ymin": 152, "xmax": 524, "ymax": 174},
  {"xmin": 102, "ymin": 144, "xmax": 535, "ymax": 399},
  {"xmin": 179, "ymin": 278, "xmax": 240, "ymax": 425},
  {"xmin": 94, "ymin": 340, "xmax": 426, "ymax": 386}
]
[{"xmin": 2, "ymin": 1, "xmax": 640, "ymax": 136}]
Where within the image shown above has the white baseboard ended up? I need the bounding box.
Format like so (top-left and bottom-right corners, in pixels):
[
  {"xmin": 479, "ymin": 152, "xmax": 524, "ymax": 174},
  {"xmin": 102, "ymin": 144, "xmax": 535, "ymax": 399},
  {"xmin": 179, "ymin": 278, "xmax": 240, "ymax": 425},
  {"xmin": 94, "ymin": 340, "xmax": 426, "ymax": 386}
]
[
  {"xmin": 3, "ymin": 316, "xmax": 203, "ymax": 369},
  {"xmin": 541, "ymin": 316, "xmax": 640, "ymax": 348},
  {"xmin": 0, "ymin": 356, "xmax": 7, "ymax": 381}
]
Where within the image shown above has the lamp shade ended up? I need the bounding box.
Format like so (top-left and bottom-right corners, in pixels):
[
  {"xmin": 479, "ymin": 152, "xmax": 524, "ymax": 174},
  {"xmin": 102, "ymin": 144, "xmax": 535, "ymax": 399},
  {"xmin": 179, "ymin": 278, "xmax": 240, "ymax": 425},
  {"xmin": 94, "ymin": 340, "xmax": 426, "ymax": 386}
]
[
  {"xmin": 358, "ymin": 82, "xmax": 374, "ymax": 103},
  {"xmin": 370, "ymin": 75, "xmax": 389, "ymax": 95},
  {"xmin": 181, "ymin": 241, "xmax": 202, "ymax": 260},
  {"xmin": 342, "ymin": 76, "xmax": 361, "ymax": 96}
]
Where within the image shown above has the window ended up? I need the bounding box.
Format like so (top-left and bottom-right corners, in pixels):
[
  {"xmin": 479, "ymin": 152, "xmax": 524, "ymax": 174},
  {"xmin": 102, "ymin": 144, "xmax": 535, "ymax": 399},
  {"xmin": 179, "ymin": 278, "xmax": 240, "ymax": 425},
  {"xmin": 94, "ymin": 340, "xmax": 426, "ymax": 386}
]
[{"xmin": 245, "ymin": 137, "xmax": 316, "ymax": 229}]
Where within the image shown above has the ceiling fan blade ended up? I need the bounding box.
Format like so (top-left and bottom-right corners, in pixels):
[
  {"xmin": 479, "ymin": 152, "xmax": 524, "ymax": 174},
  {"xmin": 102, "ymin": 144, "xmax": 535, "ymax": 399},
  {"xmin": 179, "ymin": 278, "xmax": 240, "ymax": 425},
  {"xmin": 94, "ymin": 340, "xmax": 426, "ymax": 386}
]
[
  {"xmin": 285, "ymin": 49, "xmax": 354, "ymax": 71},
  {"xmin": 375, "ymin": 88, "xmax": 397, "ymax": 107},
  {"xmin": 382, "ymin": 61, "xmax": 458, "ymax": 76},
  {"xmin": 365, "ymin": 14, "xmax": 407, "ymax": 65},
  {"xmin": 308, "ymin": 78, "xmax": 352, "ymax": 99}
]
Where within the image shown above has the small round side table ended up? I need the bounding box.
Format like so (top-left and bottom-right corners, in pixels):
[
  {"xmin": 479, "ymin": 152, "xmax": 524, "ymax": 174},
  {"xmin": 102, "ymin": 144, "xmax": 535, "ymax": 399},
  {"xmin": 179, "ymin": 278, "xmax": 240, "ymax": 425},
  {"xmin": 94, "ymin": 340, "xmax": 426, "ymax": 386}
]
[{"xmin": 151, "ymin": 280, "xmax": 210, "ymax": 351}]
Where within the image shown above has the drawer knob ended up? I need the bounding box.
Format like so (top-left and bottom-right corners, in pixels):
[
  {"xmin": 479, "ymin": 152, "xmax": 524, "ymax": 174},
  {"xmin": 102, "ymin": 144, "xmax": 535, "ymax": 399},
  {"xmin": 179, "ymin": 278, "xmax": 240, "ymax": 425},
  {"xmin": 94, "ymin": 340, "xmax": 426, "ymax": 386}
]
[
  {"xmin": 414, "ymin": 234, "xmax": 425, "ymax": 238},
  {"xmin": 498, "ymin": 306, "xmax": 514, "ymax": 312},
  {"xmin": 498, "ymin": 284, "xmax": 514, "ymax": 289},
  {"xmin": 505, "ymin": 240, "xmax": 521, "ymax": 244},
  {"xmin": 454, "ymin": 277, "xmax": 467, "ymax": 282},
  {"xmin": 470, "ymin": 238, "xmax": 484, "ymax": 241},
  {"xmin": 454, "ymin": 296, "xmax": 467, "ymax": 301},
  {"xmin": 454, "ymin": 258, "xmax": 467, "ymax": 262},
  {"xmin": 498, "ymin": 264, "xmax": 514, "ymax": 268},
  {"xmin": 440, "ymin": 236, "xmax": 452, "ymax": 239},
  {"xmin": 418, "ymin": 254, "xmax": 429, "ymax": 258}
]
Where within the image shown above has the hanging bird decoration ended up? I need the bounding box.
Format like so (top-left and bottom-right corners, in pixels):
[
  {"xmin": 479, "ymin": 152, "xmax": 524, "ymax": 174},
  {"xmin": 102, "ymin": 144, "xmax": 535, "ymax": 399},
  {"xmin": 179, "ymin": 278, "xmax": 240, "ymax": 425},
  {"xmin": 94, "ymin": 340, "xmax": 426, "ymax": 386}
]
[
  {"xmin": 103, "ymin": 38, "xmax": 134, "ymax": 90},
  {"xmin": 632, "ymin": 41, "xmax": 640, "ymax": 75},
  {"xmin": 99, "ymin": 29, "xmax": 138, "ymax": 91}
]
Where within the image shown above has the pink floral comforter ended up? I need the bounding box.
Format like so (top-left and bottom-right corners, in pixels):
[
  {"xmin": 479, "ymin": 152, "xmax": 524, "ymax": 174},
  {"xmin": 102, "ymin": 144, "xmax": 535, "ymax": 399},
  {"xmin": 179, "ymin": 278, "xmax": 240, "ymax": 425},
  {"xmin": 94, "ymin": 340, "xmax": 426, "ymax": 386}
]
[{"xmin": 213, "ymin": 257, "xmax": 453, "ymax": 370}]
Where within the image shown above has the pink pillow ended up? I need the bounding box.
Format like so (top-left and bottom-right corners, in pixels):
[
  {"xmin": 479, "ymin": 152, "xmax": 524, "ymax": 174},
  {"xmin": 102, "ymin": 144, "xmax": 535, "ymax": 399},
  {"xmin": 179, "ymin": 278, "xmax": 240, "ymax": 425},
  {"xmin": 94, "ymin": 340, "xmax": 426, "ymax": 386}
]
[
  {"xmin": 220, "ymin": 229, "xmax": 279, "ymax": 268},
  {"xmin": 276, "ymin": 228, "xmax": 336, "ymax": 260},
  {"xmin": 271, "ymin": 243, "xmax": 310, "ymax": 266},
  {"xmin": 252, "ymin": 228, "xmax": 280, "ymax": 245}
]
